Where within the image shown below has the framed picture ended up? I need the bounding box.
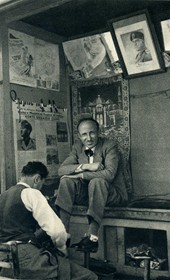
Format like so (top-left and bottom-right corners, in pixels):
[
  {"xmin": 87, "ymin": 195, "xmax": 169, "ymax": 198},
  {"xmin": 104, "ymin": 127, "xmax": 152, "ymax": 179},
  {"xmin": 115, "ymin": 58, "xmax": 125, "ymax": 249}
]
[
  {"xmin": 161, "ymin": 19, "xmax": 170, "ymax": 52},
  {"xmin": 63, "ymin": 31, "xmax": 122, "ymax": 80},
  {"xmin": 108, "ymin": 10, "xmax": 165, "ymax": 78}
]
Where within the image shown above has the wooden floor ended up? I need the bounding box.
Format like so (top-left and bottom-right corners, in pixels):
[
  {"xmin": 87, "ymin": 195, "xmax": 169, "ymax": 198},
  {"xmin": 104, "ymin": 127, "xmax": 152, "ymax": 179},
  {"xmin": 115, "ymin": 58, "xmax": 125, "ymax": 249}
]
[
  {"xmin": 0, "ymin": 278, "xmax": 16, "ymax": 280},
  {"xmin": 96, "ymin": 274, "xmax": 143, "ymax": 280},
  {"xmin": 99, "ymin": 274, "xmax": 169, "ymax": 280},
  {"xmin": 113, "ymin": 275, "xmax": 143, "ymax": 280}
]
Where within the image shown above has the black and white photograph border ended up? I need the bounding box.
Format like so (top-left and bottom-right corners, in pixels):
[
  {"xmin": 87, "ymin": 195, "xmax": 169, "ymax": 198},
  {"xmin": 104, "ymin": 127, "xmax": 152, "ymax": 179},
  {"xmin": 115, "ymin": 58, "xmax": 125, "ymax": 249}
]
[
  {"xmin": 108, "ymin": 9, "xmax": 165, "ymax": 78},
  {"xmin": 161, "ymin": 18, "xmax": 170, "ymax": 53}
]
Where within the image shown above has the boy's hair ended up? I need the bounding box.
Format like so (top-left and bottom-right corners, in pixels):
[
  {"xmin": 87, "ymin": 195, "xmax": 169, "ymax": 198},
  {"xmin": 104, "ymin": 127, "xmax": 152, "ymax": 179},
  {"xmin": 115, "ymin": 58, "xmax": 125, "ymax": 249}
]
[
  {"xmin": 21, "ymin": 161, "xmax": 49, "ymax": 179},
  {"xmin": 77, "ymin": 117, "xmax": 99, "ymax": 131}
]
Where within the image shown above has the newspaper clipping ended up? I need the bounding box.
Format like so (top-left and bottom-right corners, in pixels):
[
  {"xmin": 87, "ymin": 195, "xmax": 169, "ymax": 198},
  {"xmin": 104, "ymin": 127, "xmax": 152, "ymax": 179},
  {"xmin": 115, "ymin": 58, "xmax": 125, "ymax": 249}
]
[{"xmin": 12, "ymin": 101, "xmax": 70, "ymax": 180}]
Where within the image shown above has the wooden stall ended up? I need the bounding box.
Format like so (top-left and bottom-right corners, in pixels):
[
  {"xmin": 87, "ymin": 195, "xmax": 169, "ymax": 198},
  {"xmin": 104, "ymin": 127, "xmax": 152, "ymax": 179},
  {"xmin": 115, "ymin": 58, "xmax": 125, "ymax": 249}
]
[{"xmin": 0, "ymin": 1, "xmax": 170, "ymax": 279}]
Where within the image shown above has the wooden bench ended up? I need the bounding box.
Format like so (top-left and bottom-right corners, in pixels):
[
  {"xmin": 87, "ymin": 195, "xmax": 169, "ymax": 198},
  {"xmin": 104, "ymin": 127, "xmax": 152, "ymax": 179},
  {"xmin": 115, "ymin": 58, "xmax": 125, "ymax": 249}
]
[{"xmin": 70, "ymin": 206, "xmax": 170, "ymax": 279}]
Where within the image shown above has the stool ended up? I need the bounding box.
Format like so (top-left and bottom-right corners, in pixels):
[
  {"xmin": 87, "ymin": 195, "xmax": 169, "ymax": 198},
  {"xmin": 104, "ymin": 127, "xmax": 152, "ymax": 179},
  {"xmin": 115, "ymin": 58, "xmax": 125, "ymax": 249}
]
[
  {"xmin": 134, "ymin": 256, "xmax": 151, "ymax": 280},
  {"xmin": 0, "ymin": 241, "xmax": 20, "ymax": 279}
]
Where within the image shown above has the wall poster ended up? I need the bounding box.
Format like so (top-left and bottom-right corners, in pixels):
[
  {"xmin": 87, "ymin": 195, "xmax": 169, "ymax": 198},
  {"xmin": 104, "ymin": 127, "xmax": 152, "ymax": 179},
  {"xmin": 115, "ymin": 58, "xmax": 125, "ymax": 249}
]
[
  {"xmin": 12, "ymin": 102, "xmax": 70, "ymax": 180},
  {"xmin": 9, "ymin": 29, "xmax": 36, "ymax": 87},
  {"xmin": 9, "ymin": 29, "xmax": 60, "ymax": 90},
  {"xmin": 63, "ymin": 31, "xmax": 122, "ymax": 80},
  {"xmin": 35, "ymin": 38, "xmax": 60, "ymax": 91}
]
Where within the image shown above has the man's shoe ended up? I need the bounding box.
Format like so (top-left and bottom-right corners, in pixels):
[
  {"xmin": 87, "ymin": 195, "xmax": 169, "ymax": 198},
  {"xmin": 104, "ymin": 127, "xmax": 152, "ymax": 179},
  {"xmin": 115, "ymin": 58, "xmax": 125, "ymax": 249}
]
[{"xmin": 71, "ymin": 236, "xmax": 98, "ymax": 252}]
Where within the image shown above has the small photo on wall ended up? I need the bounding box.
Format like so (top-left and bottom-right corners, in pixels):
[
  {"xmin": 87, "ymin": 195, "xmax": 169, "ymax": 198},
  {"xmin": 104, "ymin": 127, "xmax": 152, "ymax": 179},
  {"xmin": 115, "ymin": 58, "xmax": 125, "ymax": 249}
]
[
  {"xmin": 17, "ymin": 119, "xmax": 36, "ymax": 151},
  {"xmin": 56, "ymin": 122, "xmax": 68, "ymax": 142},
  {"xmin": 46, "ymin": 134, "xmax": 57, "ymax": 146},
  {"xmin": 46, "ymin": 149, "xmax": 59, "ymax": 165}
]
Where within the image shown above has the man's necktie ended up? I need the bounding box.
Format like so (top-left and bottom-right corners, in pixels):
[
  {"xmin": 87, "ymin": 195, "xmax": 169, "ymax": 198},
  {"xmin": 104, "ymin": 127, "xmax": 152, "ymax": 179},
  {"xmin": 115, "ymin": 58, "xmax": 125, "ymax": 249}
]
[{"xmin": 85, "ymin": 149, "xmax": 94, "ymax": 163}]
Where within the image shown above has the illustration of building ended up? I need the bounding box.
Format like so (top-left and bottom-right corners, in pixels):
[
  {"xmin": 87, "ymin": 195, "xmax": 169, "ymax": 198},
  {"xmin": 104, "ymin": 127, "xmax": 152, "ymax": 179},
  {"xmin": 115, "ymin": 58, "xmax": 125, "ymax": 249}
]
[{"xmin": 78, "ymin": 86, "xmax": 123, "ymax": 131}]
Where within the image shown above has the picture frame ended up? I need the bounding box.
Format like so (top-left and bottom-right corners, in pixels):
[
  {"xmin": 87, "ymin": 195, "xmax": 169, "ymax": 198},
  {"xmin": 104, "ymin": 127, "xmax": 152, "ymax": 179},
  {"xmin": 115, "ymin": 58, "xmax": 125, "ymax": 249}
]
[
  {"xmin": 108, "ymin": 10, "xmax": 165, "ymax": 78},
  {"xmin": 161, "ymin": 19, "xmax": 170, "ymax": 53},
  {"xmin": 62, "ymin": 31, "xmax": 123, "ymax": 80}
]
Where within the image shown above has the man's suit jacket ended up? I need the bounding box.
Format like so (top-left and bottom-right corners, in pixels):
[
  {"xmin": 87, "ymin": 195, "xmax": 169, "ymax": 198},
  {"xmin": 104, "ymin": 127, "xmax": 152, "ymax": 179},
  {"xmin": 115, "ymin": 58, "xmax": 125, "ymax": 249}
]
[{"xmin": 58, "ymin": 137, "xmax": 128, "ymax": 204}]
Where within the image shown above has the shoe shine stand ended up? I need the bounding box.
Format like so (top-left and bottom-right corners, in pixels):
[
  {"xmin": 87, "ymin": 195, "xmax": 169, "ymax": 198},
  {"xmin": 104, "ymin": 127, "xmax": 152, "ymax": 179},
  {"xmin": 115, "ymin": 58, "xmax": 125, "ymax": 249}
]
[
  {"xmin": 75, "ymin": 248, "xmax": 91, "ymax": 269},
  {"xmin": 82, "ymin": 251, "xmax": 151, "ymax": 280},
  {"xmin": 77, "ymin": 249, "xmax": 116, "ymax": 279},
  {"xmin": 133, "ymin": 256, "xmax": 151, "ymax": 280}
]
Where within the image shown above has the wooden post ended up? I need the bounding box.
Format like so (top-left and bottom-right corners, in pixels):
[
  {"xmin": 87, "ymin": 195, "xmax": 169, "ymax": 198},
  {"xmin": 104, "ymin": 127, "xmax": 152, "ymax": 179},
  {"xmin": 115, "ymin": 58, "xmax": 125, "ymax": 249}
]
[
  {"xmin": 134, "ymin": 256, "xmax": 151, "ymax": 280},
  {"xmin": 0, "ymin": 21, "xmax": 16, "ymax": 189},
  {"xmin": 0, "ymin": 20, "xmax": 7, "ymax": 193},
  {"xmin": 144, "ymin": 258, "xmax": 151, "ymax": 280},
  {"xmin": 84, "ymin": 251, "xmax": 90, "ymax": 269}
]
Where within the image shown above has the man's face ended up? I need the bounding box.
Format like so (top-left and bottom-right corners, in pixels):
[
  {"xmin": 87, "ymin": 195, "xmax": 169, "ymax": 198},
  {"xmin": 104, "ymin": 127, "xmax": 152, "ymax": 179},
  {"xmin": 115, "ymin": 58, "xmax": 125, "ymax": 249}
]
[
  {"xmin": 78, "ymin": 120, "xmax": 99, "ymax": 148},
  {"xmin": 20, "ymin": 126, "xmax": 30, "ymax": 138},
  {"xmin": 132, "ymin": 38, "xmax": 145, "ymax": 51}
]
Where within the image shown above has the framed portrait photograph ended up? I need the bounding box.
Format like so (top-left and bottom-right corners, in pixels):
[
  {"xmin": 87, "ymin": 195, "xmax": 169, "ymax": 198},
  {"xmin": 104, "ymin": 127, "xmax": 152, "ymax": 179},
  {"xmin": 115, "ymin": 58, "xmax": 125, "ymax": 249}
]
[
  {"xmin": 108, "ymin": 10, "xmax": 165, "ymax": 78},
  {"xmin": 161, "ymin": 19, "xmax": 170, "ymax": 52}
]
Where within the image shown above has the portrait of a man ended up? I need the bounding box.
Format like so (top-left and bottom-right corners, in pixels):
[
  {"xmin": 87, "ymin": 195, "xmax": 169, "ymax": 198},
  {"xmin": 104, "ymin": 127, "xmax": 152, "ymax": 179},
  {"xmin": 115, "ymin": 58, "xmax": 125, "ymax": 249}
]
[
  {"xmin": 17, "ymin": 120, "xmax": 36, "ymax": 151},
  {"xmin": 130, "ymin": 30, "xmax": 152, "ymax": 64}
]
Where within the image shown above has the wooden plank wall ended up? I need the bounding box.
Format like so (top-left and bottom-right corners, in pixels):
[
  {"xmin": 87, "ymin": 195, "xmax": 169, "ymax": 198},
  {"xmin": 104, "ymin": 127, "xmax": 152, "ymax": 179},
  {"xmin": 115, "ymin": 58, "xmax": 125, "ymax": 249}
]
[{"xmin": 130, "ymin": 67, "xmax": 170, "ymax": 196}]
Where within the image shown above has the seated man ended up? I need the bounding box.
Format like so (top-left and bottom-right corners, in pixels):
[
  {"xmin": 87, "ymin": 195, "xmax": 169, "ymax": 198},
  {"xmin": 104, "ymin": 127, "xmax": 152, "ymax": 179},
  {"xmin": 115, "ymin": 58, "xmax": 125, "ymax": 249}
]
[
  {"xmin": 0, "ymin": 161, "xmax": 98, "ymax": 280},
  {"xmin": 55, "ymin": 117, "xmax": 128, "ymax": 252}
]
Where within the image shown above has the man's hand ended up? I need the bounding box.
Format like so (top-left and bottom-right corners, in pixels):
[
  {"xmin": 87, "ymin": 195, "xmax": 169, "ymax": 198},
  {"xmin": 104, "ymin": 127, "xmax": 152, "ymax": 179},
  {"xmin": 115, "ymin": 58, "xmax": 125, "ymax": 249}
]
[
  {"xmin": 61, "ymin": 173, "xmax": 83, "ymax": 179},
  {"xmin": 60, "ymin": 163, "xmax": 104, "ymax": 179},
  {"xmin": 82, "ymin": 162, "xmax": 104, "ymax": 171}
]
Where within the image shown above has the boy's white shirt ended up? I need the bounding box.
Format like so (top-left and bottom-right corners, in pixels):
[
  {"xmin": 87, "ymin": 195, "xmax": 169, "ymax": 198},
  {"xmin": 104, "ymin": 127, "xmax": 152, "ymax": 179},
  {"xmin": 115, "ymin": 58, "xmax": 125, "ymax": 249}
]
[{"xmin": 19, "ymin": 182, "xmax": 67, "ymax": 250}]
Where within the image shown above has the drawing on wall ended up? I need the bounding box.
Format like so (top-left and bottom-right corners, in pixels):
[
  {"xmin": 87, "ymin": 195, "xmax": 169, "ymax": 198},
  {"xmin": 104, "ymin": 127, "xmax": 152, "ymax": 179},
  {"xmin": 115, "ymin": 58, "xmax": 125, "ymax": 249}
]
[
  {"xmin": 9, "ymin": 29, "xmax": 36, "ymax": 87},
  {"xmin": 63, "ymin": 31, "xmax": 122, "ymax": 80},
  {"xmin": 35, "ymin": 38, "xmax": 60, "ymax": 91},
  {"xmin": 8, "ymin": 29, "xmax": 60, "ymax": 90}
]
